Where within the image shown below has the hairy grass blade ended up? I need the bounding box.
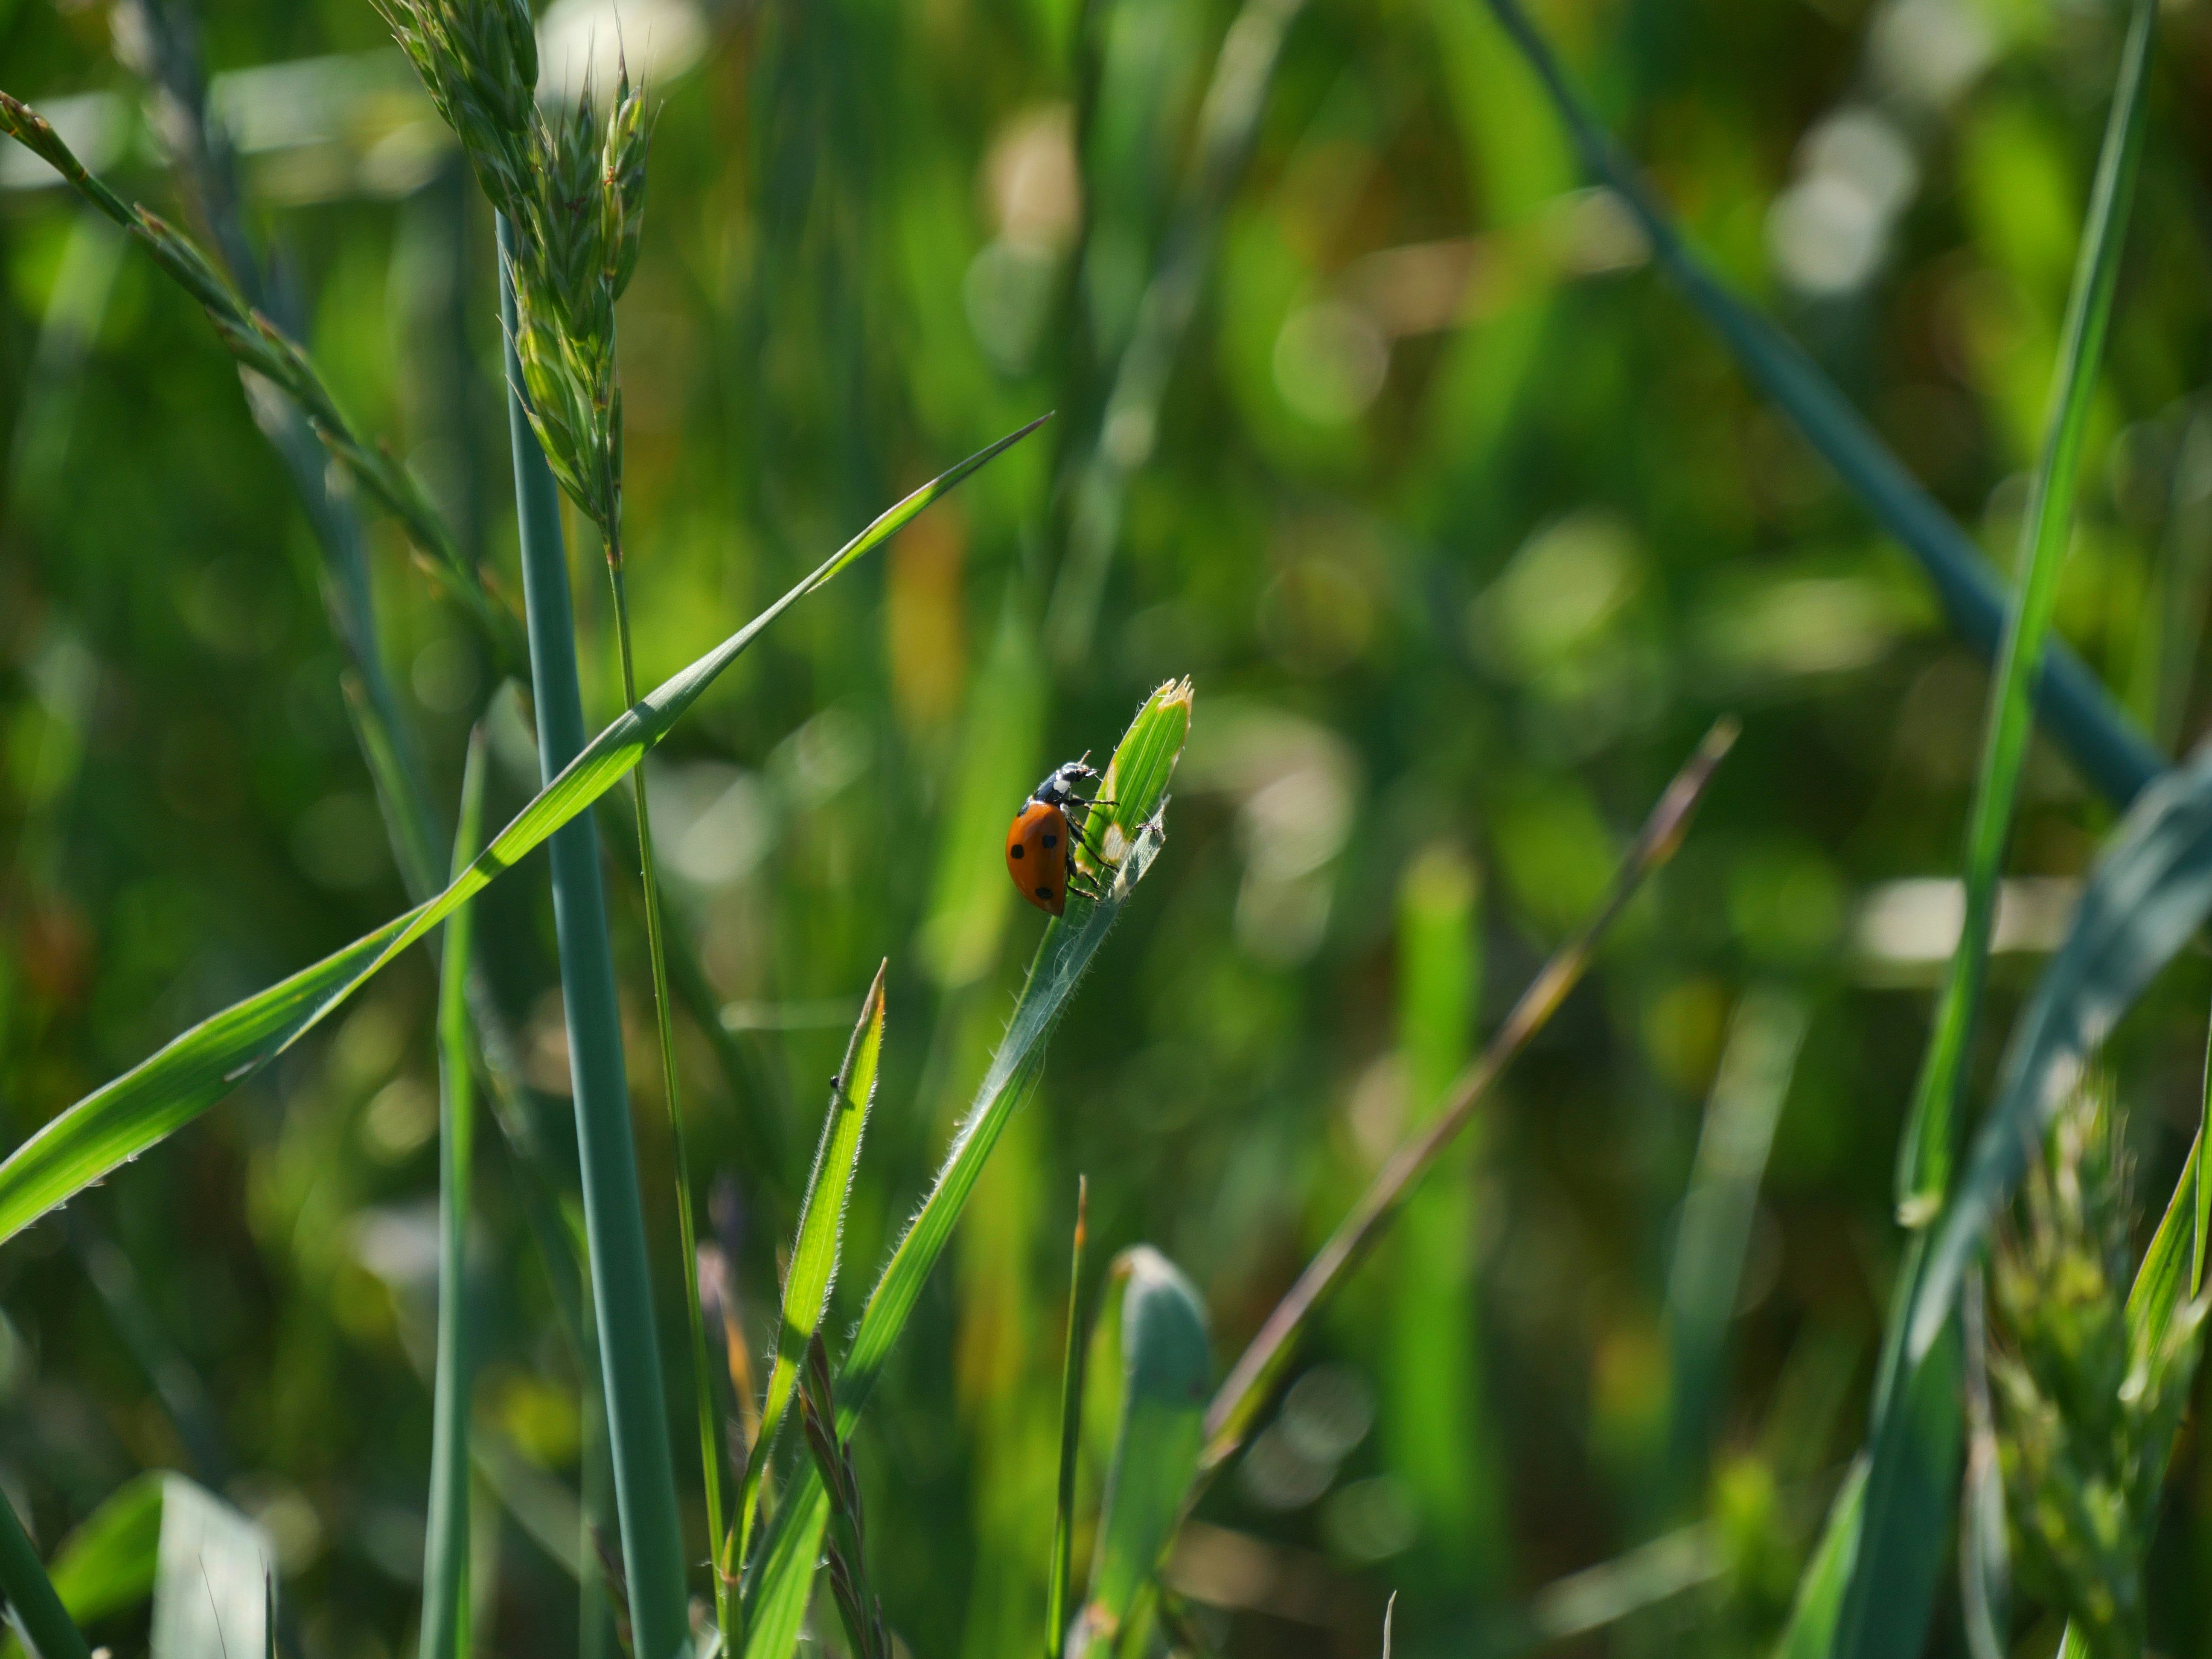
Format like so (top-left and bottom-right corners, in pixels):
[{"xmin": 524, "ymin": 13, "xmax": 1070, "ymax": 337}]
[
  {"xmin": 739, "ymin": 681, "xmax": 1194, "ymax": 1659},
  {"xmin": 151, "ymin": 1477, "xmax": 273, "ymax": 1659},
  {"xmin": 1072, "ymin": 1249, "xmax": 1210, "ymax": 1659},
  {"xmin": 0, "ymin": 414, "xmax": 1048, "ymax": 1251},
  {"xmin": 1204, "ymin": 719, "xmax": 1738, "ymax": 1465},
  {"xmin": 419, "ymin": 732, "xmax": 489, "ymax": 1659},
  {"xmin": 736, "ymin": 964, "xmax": 889, "ymax": 1569},
  {"xmin": 0, "ymin": 1487, "xmax": 90, "ymax": 1659},
  {"xmin": 1473, "ymin": 0, "xmax": 2163, "ymax": 811},
  {"xmin": 1047, "ymin": 1179, "xmax": 1090, "ymax": 1659}
]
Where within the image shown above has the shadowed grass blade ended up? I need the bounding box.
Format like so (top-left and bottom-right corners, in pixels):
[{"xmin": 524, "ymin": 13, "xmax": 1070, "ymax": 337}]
[
  {"xmin": 1073, "ymin": 1249, "xmax": 1210, "ymax": 1659},
  {"xmin": 419, "ymin": 731, "xmax": 489, "ymax": 1659},
  {"xmin": 0, "ymin": 415, "xmax": 1048, "ymax": 1251},
  {"xmin": 740, "ymin": 681, "xmax": 1194, "ymax": 1659},
  {"xmin": 736, "ymin": 965, "xmax": 888, "ymax": 1570},
  {"xmin": 1203, "ymin": 718, "xmax": 1738, "ymax": 1466},
  {"xmin": 0, "ymin": 1473, "xmax": 161, "ymax": 1659},
  {"xmin": 1473, "ymin": 0, "xmax": 2164, "ymax": 812},
  {"xmin": 0, "ymin": 1487, "xmax": 90, "ymax": 1659}
]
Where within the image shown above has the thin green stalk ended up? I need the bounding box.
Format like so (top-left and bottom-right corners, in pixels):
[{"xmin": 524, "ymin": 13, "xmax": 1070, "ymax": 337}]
[
  {"xmin": 1046, "ymin": 1176, "xmax": 1090, "ymax": 1659},
  {"xmin": 0, "ymin": 1487, "xmax": 89, "ymax": 1659},
  {"xmin": 500, "ymin": 213, "xmax": 688, "ymax": 1659},
  {"xmin": 606, "ymin": 550, "xmax": 735, "ymax": 1657},
  {"xmin": 1894, "ymin": 0, "xmax": 2155, "ymax": 1224},
  {"xmin": 420, "ymin": 730, "xmax": 490, "ymax": 1659}
]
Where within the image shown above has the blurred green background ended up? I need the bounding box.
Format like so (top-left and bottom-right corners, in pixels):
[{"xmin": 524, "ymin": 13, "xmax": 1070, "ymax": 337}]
[{"xmin": 3, "ymin": 0, "xmax": 2212, "ymax": 1651}]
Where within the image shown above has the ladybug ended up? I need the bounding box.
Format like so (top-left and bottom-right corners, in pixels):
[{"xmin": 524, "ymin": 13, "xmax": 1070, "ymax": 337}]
[{"xmin": 1006, "ymin": 757, "xmax": 1116, "ymax": 916}]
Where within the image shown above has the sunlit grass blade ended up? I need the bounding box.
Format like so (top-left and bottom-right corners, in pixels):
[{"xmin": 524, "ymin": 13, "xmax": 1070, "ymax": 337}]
[
  {"xmin": 1473, "ymin": 0, "xmax": 2164, "ymax": 812},
  {"xmin": 1071, "ymin": 1249, "xmax": 1210, "ymax": 1659},
  {"xmin": 0, "ymin": 413, "xmax": 1048, "ymax": 1252},
  {"xmin": 0, "ymin": 1486, "xmax": 90, "ymax": 1659},
  {"xmin": 739, "ymin": 681, "xmax": 1194, "ymax": 1659},
  {"xmin": 1202, "ymin": 718, "xmax": 1738, "ymax": 1467},
  {"xmin": 736, "ymin": 964, "xmax": 889, "ymax": 1572},
  {"xmin": 419, "ymin": 730, "xmax": 489, "ymax": 1659},
  {"xmin": 1047, "ymin": 1178, "xmax": 1090, "ymax": 1659},
  {"xmin": 1894, "ymin": 0, "xmax": 2156, "ymax": 1224}
]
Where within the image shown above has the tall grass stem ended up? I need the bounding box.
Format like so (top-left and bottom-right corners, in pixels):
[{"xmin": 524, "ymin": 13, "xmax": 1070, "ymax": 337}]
[{"xmin": 500, "ymin": 212, "xmax": 689, "ymax": 1659}]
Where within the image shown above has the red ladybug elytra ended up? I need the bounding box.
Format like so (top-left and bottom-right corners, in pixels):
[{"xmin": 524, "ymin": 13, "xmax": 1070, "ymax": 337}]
[{"xmin": 1005, "ymin": 757, "xmax": 1115, "ymax": 916}]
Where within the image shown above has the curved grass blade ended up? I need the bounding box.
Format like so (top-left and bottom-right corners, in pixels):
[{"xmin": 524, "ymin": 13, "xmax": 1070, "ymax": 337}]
[
  {"xmin": 0, "ymin": 414, "xmax": 1049, "ymax": 1252},
  {"xmin": 1893, "ymin": 0, "xmax": 2157, "ymax": 1224},
  {"xmin": 1203, "ymin": 718, "xmax": 1738, "ymax": 1467},
  {"xmin": 1047, "ymin": 1179, "xmax": 1090, "ymax": 1659},
  {"xmin": 419, "ymin": 731, "xmax": 489, "ymax": 1659},
  {"xmin": 1073, "ymin": 1249, "xmax": 1210, "ymax": 1659},
  {"xmin": 740, "ymin": 681, "xmax": 1194, "ymax": 1659},
  {"xmin": 1472, "ymin": 0, "xmax": 2164, "ymax": 812},
  {"xmin": 0, "ymin": 1486, "xmax": 90, "ymax": 1659},
  {"xmin": 734, "ymin": 964, "xmax": 889, "ymax": 1571}
]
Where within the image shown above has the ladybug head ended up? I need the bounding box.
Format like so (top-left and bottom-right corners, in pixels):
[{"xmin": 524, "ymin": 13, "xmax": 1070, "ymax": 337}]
[{"xmin": 1033, "ymin": 755, "xmax": 1099, "ymax": 806}]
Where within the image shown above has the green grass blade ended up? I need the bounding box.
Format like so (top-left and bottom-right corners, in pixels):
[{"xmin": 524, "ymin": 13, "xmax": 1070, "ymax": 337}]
[
  {"xmin": 740, "ymin": 681, "xmax": 1194, "ymax": 1659},
  {"xmin": 1047, "ymin": 1178, "xmax": 1090, "ymax": 1659},
  {"xmin": 1203, "ymin": 719, "xmax": 1738, "ymax": 1466},
  {"xmin": 1074, "ymin": 1249, "xmax": 1210, "ymax": 1659},
  {"xmin": 1771, "ymin": 1460, "xmax": 1866, "ymax": 1659},
  {"xmin": 0, "ymin": 413, "xmax": 1048, "ymax": 1252},
  {"xmin": 1472, "ymin": 0, "xmax": 2164, "ymax": 811},
  {"xmin": 419, "ymin": 731, "xmax": 489, "ymax": 1659},
  {"xmin": 0, "ymin": 1487, "xmax": 90, "ymax": 1659},
  {"xmin": 1894, "ymin": 0, "xmax": 2157, "ymax": 1222},
  {"xmin": 151, "ymin": 1477, "xmax": 274, "ymax": 1659},
  {"xmin": 736, "ymin": 964, "xmax": 889, "ymax": 1569}
]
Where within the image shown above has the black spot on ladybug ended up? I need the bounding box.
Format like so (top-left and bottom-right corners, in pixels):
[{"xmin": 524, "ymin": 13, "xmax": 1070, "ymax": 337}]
[
  {"xmin": 1041, "ymin": 832, "xmax": 1058, "ymax": 849},
  {"xmin": 1035, "ymin": 885, "xmax": 1053, "ymax": 901},
  {"xmin": 1010, "ymin": 844, "xmax": 1024, "ymax": 859}
]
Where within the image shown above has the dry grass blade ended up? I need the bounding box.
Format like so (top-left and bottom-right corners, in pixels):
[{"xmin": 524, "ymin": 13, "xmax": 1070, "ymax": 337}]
[{"xmin": 1201, "ymin": 717, "xmax": 1738, "ymax": 1464}]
